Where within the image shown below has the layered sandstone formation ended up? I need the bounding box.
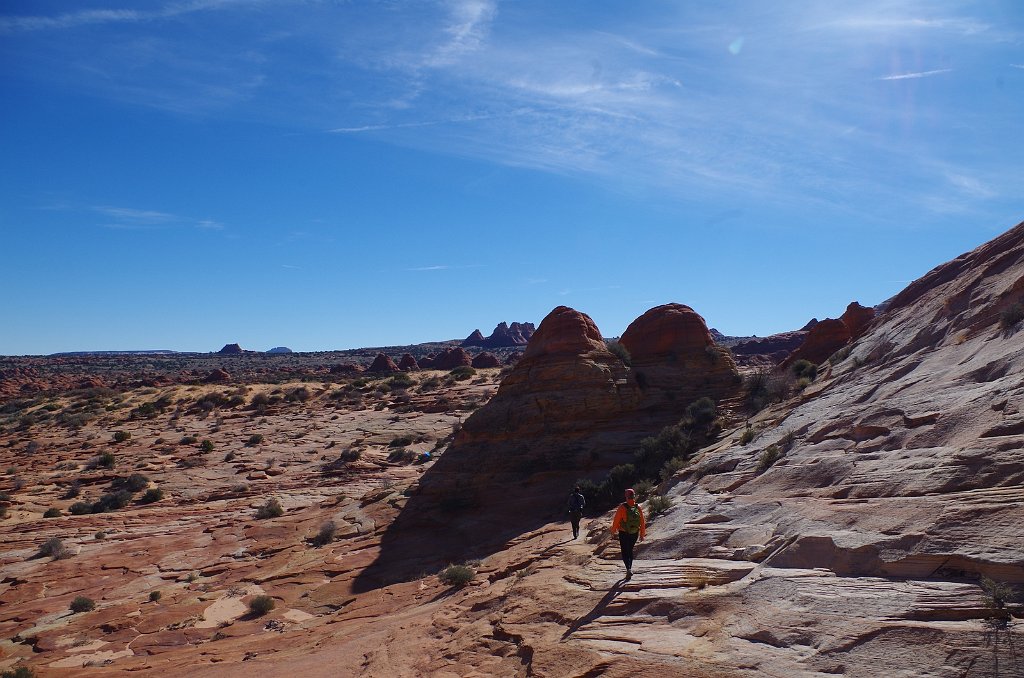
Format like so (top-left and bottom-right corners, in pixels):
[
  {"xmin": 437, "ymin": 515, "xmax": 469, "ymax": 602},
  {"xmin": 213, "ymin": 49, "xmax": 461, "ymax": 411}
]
[
  {"xmin": 462, "ymin": 321, "xmax": 536, "ymax": 348},
  {"xmin": 397, "ymin": 354, "xmax": 419, "ymax": 371},
  {"xmin": 366, "ymin": 353, "xmax": 398, "ymax": 372}
]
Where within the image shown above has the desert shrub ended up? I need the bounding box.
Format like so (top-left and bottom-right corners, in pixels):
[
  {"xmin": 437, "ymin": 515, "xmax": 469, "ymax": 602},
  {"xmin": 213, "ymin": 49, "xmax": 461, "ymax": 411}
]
[
  {"xmin": 248, "ymin": 595, "xmax": 275, "ymax": 616},
  {"xmin": 1, "ymin": 666, "xmax": 37, "ymax": 678},
  {"xmin": 686, "ymin": 397, "xmax": 717, "ymax": 425},
  {"xmin": 980, "ymin": 576, "xmax": 1016, "ymax": 610},
  {"xmin": 38, "ymin": 537, "xmax": 72, "ymax": 560},
  {"xmin": 149, "ymin": 590, "xmax": 162, "ymax": 602},
  {"xmin": 757, "ymin": 444, "xmax": 783, "ymax": 472},
  {"xmin": 43, "ymin": 507, "xmax": 61, "ymax": 518},
  {"xmin": 796, "ymin": 377, "xmax": 812, "ymax": 391},
  {"xmin": 647, "ymin": 494, "xmax": 673, "ymax": 516},
  {"xmin": 95, "ymin": 531, "xmax": 106, "ymax": 539},
  {"xmin": 179, "ymin": 435, "xmax": 198, "ymax": 445},
  {"xmin": 1001, "ymin": 303, "xmax": 1024, "ymax": 330},
  {"xmin": 388, "ymin": 436, "xmax": 413, "ymax": 448},
  {"xmin": 0, "ymin": 491, "xmax": 10, "ymax": 501},
  {"xmin": 312, "ymin": 520, "xmax": 337, "ymax": 547},
  {"xmin": 449, "ymin": 366, "xmax": 476, "ymax": 381},
  {"xmin": 200, "ymin": 439, "xmax": 214, "ymax": 453},
  {"xmin": 112, "ymin": 473, "xmax": 150, "ymax": 493},
  {"xmin": 70, "ymin": 596, "xmax": 95, "ymax": 613},
  {"xmin": 93, "ymin": 490, "xmax": 132, "ymax": 512},
  {"xmin": 659, "ymin": 456, "xmax": 689, "ymax": 482},
  {"xmin": 418, "ymin": 376, "xmax": 442, "ymax": 392},
  {"xmin": 605, "ymin": 340, "xmax": 632, "ymax": 366},
  {"xmin": 388, "ymin": 449, "xmax": 417, "ymax": 464},
  {"xmin": 140, "ymin": 488, "xmax": 164, "ymax": 504},
  {"xmin": 739, "ymin": 426, "xmax": 755, "ymax": 445},
  {"xmin": 388, "ymin": 372, "xmax": 415, "ymax": 389},
  {"xmin": 112, "ymin": 430, "xmax": 131, "ymax": 443},
  {"xmin": 438, "ymin": 563, "xmax": 475, "ymax": 587},
  {"xmin": 69, "ymin": 502, "xmax": 93, "ymax": 515},
  {"xmin": 632, "ymin": 479, "xmax": 656, "ymax": 499},
  {"xmin": 286, "ymin": 387, "xmax": 312, "ymax": 402},
  {"xmin": 246, "ymin": 434, "xmax": 264, "ymax": 446},
  {"xmin": 340, "ymin": 448, "xmax": 362, "ymax": 462},
  {"xmin": 606, "ymin": 463, "xmax": 637, "ymax": 495},
  {"xmin": 634, "ymin": 423, "xmax": 693, "ymax": 476},
  {"xmin": 791, "ymin": 359, "xmax": 817, "ymax": 381},
  {"xmin": 95, "ymin": 451, "xmax": 116, "ymax": 469},
  {"xmin": 830, "ymin": 345, "xmax": 853, "ymax": 364},
  {"xmin": 0, "ymin": 507, "xmax": 7, "ymax": 520},
  {"xmin": 255, "ymin": 498, "xmax": 284, "ymax": 519},
  {"xmin": 745, "ymin": 369, "xmax": 790, "ymax": 412}
]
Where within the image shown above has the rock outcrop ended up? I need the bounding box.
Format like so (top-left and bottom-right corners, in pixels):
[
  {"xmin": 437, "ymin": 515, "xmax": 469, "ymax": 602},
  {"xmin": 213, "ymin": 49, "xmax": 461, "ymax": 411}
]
[
  {"xmin": 397, "ymin": 354, "xmax": 419, "ymax": 371},
  {"xmin": 839, "ymin": 301, "xmax": 875, "ymax": 339},
  {"xmin": 366, "ymin": 353, "xmax": 398, "ymax": 373},
  {"xmin": 470, "ymin": 352, "xmax": 500, "ymax": 368},
  {"xmin": 730, "ymin": 330, "xmax": 808, "ymax": 365},
  {"xmin": 329, "ymin": 363, "xmax": 362, "ymax": 374},
  {"xmin": 783, "ymin": 317, "xmax": 851, "ymax": 367},
  {"xmin": 217, "ymin": 343, "xmax": 243, "ymax": 354},
  {"xmin": 428, "ymin": 347, "xmax": 472, "ymax": 370},
  {"xmin": 461, "ymin": 321, "xmax": 536, "ymax": 348},
  {"xmin": 203, "ymin": 368, "xmax": 231, "ymax": 383}
]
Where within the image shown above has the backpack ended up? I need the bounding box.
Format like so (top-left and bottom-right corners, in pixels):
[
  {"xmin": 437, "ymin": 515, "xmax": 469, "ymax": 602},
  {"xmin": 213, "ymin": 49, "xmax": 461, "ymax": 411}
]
[
  {"xmin": 568, "ymin": 492, "xmax": 585, "ymax": 513},
  {"xmin": 621, "ymin": 502, "xmax": 642, "ymax": 534}
]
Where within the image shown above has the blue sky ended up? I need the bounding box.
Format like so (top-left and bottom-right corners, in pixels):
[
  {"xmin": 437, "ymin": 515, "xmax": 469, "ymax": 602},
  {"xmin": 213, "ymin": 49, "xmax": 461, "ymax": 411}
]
[{"xmin": 2, "ymin": 1, "xmax": 1022, "ymax": 355}]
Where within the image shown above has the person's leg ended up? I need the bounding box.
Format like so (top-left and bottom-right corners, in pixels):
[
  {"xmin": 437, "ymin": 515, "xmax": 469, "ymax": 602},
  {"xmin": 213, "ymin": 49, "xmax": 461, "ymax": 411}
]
[
  {"xmin": 622, "ymin": 532, "xmax": 638, "ymax": 573},
  {"xmin": 570, "ymin": 512, "xmax": 581, "ymax": 538}
]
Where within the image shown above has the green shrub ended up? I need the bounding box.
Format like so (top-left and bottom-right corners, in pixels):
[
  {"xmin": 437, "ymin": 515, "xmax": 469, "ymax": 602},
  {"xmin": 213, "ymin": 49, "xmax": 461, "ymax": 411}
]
[
  {"xmin": 418, "ymin": 376, "xmax": 442, "ymax": 392},
  {"xmin": 388, "ymin": 436, "xmax": 413, "ymax": 448},
  {"xmin": 647, "ymin": 494, "xmax": 673, "ymax": 516},
  {"xmin": 659, "ymin": 456, "xmax": 688, "ymax": 482},
  {"xmin": 685, "ymin": 397, "xmax": 717, "ymax": 425},
  {"xmin": 438, "ymin": 563, "xmax": 475, "ymax": 587},
  {"xmin": 179, "ymin": 435, "xmax": 198, "ymax": 445},
  {"xmin": 388, "ymin": 372, "xmax": 415, "ymax": 389},
  {"xmin": 312, "ymin": 520, "xmax": 336, "ymax": 547},
  {"xmin": 112, "ymin": 430, "xmax": 131, "ymax": 443},
  {"xmin": 739, "ymin": 426, "xmax": 755, "ymax": 445},
  {"xmin": 200, "ymin": 440, "xmax": 214, "ymax": 453},
  {"xmin": 449, "ymin": 366, "xmax": 476, "ymax": 381},
  {"xmin": 255, "ymin": 498, "xmax": 284, "ymax": 519},
  {"xmin": 70, "ymin": 596, "xmax": 95, "ymax": 613},
  {"xmin": 745, "ymin": 369, "xmax": 790, "ymax": 412},
  {"xmin": 69, "ymin": 502, "xmax": 92, "ymax": 515},
  {"xmin": 93, "ymin": 490, "xmax": 133, "ymax": 512},
  {"xmin": 606, "ymin": 463, "xmax": 637, "ymax": 494},
  {"xmin": 43, "ymin": 508, "xmax": 61, "ymax": 518},
  {"xmin": 246, "ymin": 434, "xmax": 264, "ymax": 446},
  {"xmin": 757, "ymin": 444, "xmax": 783, "ymax": 472},
  {"xmin": 605, "ymin": 340, "xmax": 632, "ymax": 366},
  {"xmin": 112, "ymin": 473, "xmax": 150, "ymax": 492},
  {"xmin": 1, "ymin": 666, "xmax": 38, "ymax": 678},
  {"xmin": 791, "ymin": 359, "xmax": 817, "ymax": 381},
  {"xmin": 38, "ymin": 537, "xmax": 72, "ymax": 560},
  {"xmin": 248, "ymin": 595, "xmax": 275, "ymax": 616},
  {"xmin": 140, "ymin": 488, "xmax": 164, "ymax": 504},
  {"xmin": 97, "ymin": 451, "xmax": 116, "ymax": 469},
  {"xmin": 285, "ymin": 387, "xmax": 312, "ymax": 402},
  {"xmin": 1000, "ymin": 303, "xmax": 1024, "ymax": 330},
  {"xmin": 980, "ymin": 576, "xmax": 1016, "ymax": 610},
  {"xmin": 94, "ymin": 531, "xmax": 106, "ymax": 539},
  {"xmin": 632, "ymin": 479, "xmax": 656, "ymax": 499},
  {"xmin": 149, "ymin": 590, "xmax": 162, "ymax": 602}
]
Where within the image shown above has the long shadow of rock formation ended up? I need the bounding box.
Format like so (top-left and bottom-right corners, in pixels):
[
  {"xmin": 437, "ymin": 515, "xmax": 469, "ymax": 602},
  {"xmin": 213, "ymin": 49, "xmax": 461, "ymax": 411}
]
[{"xmin": 353, "ymin": 303, "xmax": 742, "ymax": 592}]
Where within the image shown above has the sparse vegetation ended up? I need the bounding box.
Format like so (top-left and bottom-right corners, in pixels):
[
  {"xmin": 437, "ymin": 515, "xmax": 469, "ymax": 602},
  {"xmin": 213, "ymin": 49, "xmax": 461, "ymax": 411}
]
[
  {"xmin": 149, "ymin": 590, "xmax": 162, "ymax": 602},
  {"xmin": 1000, "ymin": 303, "xmax": 1024, "ymax": 330},
  {"xmin": 140, "ymin": 488, "xmax": 164, "ymax": 504},
  {"xmin": 388, "ymin": 435, "xmax": 413, "ymax": 448},
  {"xmin": 112, "ymin": 430, "xmax": 131, "ymax": 443},
  {"xmin": 95, "ymin": 451, "xmax": 116, "ymax": 469},
  {"xmin": 43, "ymin": 507, "xmax": 61, "ymax": 518},
  {"xmin": 646, "ymin": 494, "xmax": 673, "ymax": 517},
  {"xmin": 112, "ymin": 473, "xmax": 150, "ymax": 492},
  {"xmin": 312, "ymin": 520, "xmax": 337, "ymax": 546},
  {"xmin": 37, "ymin": 537, "xmax": 73, "ymax": 560},
  {"xmin": 70, "ymin": 596, "xmax": 96, "ymax": 613},
  {"xmin": 248, "ymin": 595, "xmax": 275, "ymax": 616},
  {"xmin": 739, "ymin": 426, "xmax": 755, "ymax": 445},
  {"xmin": 449, "ymin": 366, "xmax": 476, "ymax": 381},
  {"xmin": 246, "ymin": 434, "xmax": 264, "ymax": 446},
  {"xmin": 606, "ymin": 340, "xmax": 632, "ymax": 366},
  {"xmin": 745, "ymin": 368, "xmax": 791, "ymax": 412},
  {"xmin": 95, "ymin": 531, "xmax": 106, "ymax": 539},
  {"xmin": 179, "ymin": 435, "xmax": 198, "ymax": 445},
  {"xmin": 1, "ymin": 666, "xmax": 38, "ymax": 678},
  {"xmin": 200, "ymin": 439, "xmax": 214, "ymax": 453},
  {"xmin": 791, "ymin": 359, "xmax": 817, "ymax": 381},
  {"xmin": 757, "ymin": 444, "xmax": 783, "ymax": 472},
  {"xmin": 255, "ymin": 498, "xmax": 284, "ymax": 519},
  {"xmin": 980, "ymin": 576, "xmax": 1016, "ymax": 610},
  {"xmin": 438, "ymin": 563, "xmax": 475, "ymax": 587}
]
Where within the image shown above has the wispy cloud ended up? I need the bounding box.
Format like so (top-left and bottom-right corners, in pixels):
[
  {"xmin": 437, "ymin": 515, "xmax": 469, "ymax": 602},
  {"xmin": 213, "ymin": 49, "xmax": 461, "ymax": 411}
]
[
  {"xmin": 405, "ymin": 264, "xmax": 486, "ymax": 272},
  {"xmin": 878, "ymin": 68, "xmax": 952, "ymax": 81},
  {"xmin": 0, "ymin": 0, "xmax": 253, "ymax": 34},
  {"xmin": 1012, "ymin": 64, "xmax": 1024, "ymax": 70},
  {"xmin": 90, "ymin": 205, "xmax": 224, "ymax": 231}
]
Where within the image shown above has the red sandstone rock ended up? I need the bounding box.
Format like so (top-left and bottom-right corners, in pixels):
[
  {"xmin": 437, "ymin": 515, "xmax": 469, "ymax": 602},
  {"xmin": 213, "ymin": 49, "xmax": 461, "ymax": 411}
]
[
  {"xmin": 841, "ymin": 301, "xmax": 876, "ymax": 340},
  {"xmin": 397, "ymin": 354, "xmax": 419, "ymax": 371},
  {"xmin": 784, "ymin": 317, "xmax": 852, "ymax": 367},
  {"xmin": 367, "ymin": 353, "xmax": 399, "ymax": 372},
  {"xmin": 470, "ymin": 352, "xmax": 500, "ymax": 369},
  {"xmin": 204, "ymin": 368, "xmax": 231, "ymax": 383},
  {"xmin": 461, "ymin": 330, "xmax": 486, "ymax": 346},
  {"xmin": 430, "ymin": 347, "xmax": 472, "ymax": 370}
]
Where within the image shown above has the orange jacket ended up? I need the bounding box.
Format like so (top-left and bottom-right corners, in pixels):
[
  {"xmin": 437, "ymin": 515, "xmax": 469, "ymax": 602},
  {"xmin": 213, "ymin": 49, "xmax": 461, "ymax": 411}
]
[{"xmin": 610, "ymin": 500, "xmax": 646, "ymax": 539}]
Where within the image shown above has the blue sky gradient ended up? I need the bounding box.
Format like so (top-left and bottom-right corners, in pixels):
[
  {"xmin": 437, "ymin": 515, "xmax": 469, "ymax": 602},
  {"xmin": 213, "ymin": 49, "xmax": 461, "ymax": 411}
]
[{"xmin": 2, "ymin": 1, "xmax": 1022, "ymax": 354}]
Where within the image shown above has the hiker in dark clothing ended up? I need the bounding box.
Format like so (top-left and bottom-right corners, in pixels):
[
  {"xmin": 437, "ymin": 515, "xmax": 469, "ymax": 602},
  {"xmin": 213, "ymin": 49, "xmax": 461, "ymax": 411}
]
[
  {"xmin": 610, "ymin": 488, "xmax": 646, "ymax": 578},
  {"xmin": 567, "ymin": 486, "xmax": 586, "ymax": 539}
]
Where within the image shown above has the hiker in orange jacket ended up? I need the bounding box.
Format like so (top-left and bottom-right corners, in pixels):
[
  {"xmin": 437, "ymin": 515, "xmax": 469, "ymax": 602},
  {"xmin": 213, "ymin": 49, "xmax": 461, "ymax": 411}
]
[{"xmin": 610, "ymin": 488, "xmax": 646, "ymax": 578}]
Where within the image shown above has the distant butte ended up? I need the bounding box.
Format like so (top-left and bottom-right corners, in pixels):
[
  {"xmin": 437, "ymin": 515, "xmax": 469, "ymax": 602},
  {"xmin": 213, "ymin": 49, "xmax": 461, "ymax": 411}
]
[{"xmin": 462, "ymin": 321, "xmax": 536, "ymax": 348}]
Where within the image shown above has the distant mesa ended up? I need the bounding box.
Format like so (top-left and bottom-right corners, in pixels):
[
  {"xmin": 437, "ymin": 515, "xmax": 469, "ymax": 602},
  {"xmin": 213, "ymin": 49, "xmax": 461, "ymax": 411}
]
[
  {"xmin": 217, "ymin": 343, "xmax": 244, "ymax": 354},
  {"xmin": 367, "ymin": 353, "xmax": 399, "ymax": 373},
  {"xmin": 462, "ymin": 321, "xmax": 536, "ymax": 348},
  {"xmin": 266, "ymin": 346, "xmax": 293, "ymax": 354}
]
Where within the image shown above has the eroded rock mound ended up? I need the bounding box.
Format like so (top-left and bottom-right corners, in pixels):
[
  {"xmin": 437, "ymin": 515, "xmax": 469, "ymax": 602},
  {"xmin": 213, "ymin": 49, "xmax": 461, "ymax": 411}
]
[
  {"xmin": 203, "ymin": 368, "xmax": 231, "ymax": 383},
  {"xmin": 367, "ymin": 353, "xmax": 399, "ymax": 373},
  {"xmin": 397, "ymin": 354, "xmax": 419, "ymax": 371},
  {"xmin": 840, "ymin": 301, "xmax": 875, "ymax": 339},
  {"xmin": 470, "ymin": 352, "xmax": 500, "ymax": 369},
  {"xmin": 783, "ymin": 317, "xmax": 851, "ymax": 367},
  {"xmin": 430, "ymin": 347, "xmax": 472, "ymax": 370}
]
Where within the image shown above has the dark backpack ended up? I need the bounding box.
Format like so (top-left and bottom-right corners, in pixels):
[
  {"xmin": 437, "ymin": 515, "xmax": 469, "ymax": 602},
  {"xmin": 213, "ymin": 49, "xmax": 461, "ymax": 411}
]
[
  {"xmin": 621, "ymin": 502, "xmax": 642, "ymax": 534},
  {"xmin": 568, "ymin": 492, "xmax": 585, "ymax": 513}
]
